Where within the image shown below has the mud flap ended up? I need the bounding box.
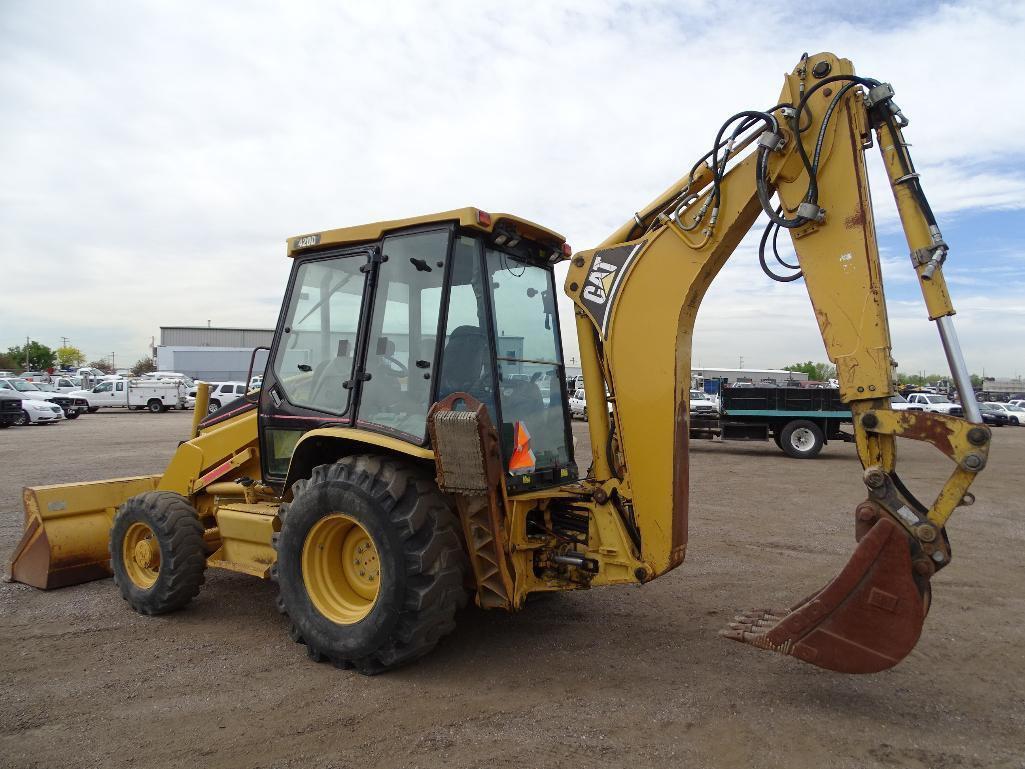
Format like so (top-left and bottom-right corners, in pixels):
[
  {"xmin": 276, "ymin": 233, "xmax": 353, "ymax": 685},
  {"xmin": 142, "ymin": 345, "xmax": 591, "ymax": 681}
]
[
  {"xmin": 8, "ymin": 476, "xmax": 161, "ymax": 589},
  {"xmin": 722, "ymin": 518, "xmax": 927, "ymax": 673}
]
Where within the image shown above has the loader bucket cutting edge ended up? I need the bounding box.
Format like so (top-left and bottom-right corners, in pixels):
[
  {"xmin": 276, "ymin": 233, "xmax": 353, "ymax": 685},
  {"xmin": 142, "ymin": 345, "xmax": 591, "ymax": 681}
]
[
  {"xmin": 8, "ymin": 476, "xmax": 162, "ymax": 590},
  {"xmin": 722, "ymin": 517, "xmax": 927, "ymax": 674}
]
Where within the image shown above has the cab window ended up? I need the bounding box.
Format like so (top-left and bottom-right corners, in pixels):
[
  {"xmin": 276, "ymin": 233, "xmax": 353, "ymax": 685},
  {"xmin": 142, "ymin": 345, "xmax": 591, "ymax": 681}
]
[
  {"xmin": 358, "ymin": 229, "xmax": 449, "ymax": 440},
  {"xmin": 95, "ymin": 382, "xmax": 112, "ymax": 393},
  {"xmin": 271, "ymin": 252, "xmax": 368, "ymax": 415},
  {"xmin": 436, "ymin": 236, "xmax": 498, "ymax": 423},
  {"xmin": 485, "ymin": 248, "xmax": 570, "ymax": 472}
]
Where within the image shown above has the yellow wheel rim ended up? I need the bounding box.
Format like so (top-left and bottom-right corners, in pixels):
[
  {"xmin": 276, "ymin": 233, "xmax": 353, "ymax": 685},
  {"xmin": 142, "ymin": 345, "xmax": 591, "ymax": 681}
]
[
  {"xmin": 122, "ymin": 521, "xmax": 160, "ymax": 589},
  {"xmin": 302, "ymin": 514, "xmax": 380, "ymax": 625}
]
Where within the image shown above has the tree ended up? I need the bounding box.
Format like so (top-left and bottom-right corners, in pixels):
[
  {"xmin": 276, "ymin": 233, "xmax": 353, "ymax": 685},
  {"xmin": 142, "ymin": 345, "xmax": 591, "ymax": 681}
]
[
  {"xmin": 56, "ymin": 345, "xmax": 86, "ymax": 369},
  {"xmin": 782, "ymin": 361, "xmax": 837, "ymax": 382},
  {"xmin": 6, "ymin": 341, "xmax": 56, "ymax": 371},
  {"xmin": 87, "ymin": 359, "xmax": 114, "ymax": 374},
  {"xmin": 0, "ymin": 352, "xmax": 18, "ymax": 371},
  {"xmin": 131, "ymin": 357, "xmax": 157, "ymax": 376}
]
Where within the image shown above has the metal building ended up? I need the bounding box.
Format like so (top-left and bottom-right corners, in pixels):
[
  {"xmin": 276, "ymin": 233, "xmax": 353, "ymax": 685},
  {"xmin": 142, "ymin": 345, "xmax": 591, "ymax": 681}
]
[{"xmin": 156, "ymin": 326, "xmax": 274, "ymax": 382}]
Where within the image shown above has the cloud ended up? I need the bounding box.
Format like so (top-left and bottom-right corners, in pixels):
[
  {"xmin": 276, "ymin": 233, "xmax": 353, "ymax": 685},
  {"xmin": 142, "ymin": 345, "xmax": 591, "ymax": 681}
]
[{"xmin": 1, "ymin": 0, "xmax": 1022, "ymax": 378}]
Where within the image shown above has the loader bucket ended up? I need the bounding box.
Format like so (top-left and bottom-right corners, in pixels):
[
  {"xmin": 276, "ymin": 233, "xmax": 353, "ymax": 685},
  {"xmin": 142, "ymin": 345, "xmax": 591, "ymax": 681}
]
[
  {"xmin": 722, "ymin": 517, "xmax": 927, "ymax": 673},
  {"xmin": 8, "ymin": 476, "xmax": 161, "ymax": 589}
]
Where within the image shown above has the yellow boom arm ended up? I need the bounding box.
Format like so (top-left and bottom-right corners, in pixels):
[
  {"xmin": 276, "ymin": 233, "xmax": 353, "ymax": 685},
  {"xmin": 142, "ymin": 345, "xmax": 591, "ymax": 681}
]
[{"xmin": 565, "ymin": 52, "xmax": 988, "ymax": 673}]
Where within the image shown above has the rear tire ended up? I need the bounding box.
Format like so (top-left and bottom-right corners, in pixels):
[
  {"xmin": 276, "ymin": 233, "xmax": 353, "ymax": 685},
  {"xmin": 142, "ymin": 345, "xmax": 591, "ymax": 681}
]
[
  {"xmin": 147, "ymin": 399, "xmax": 162, "ymax": 413},
  {"xmin": 110, "ymin": 491, "xmax": 206, "ymax": 615},
  {"xmin": 779, "ymin": 420, "xmax": 824, "ymax": 459},
  {"xmin": 274, "ymin": 455, "xmax": 468, "ymax": 674}
]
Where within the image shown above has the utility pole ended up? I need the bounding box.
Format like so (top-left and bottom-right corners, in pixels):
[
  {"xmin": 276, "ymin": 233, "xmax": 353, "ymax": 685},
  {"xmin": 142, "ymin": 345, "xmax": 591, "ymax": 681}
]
[
  {"xmin": 111, "ymin": 352, "xmax": 116, "ymax": 372},
  {"xmin": 738, "ymin": 355, "xmax": 744, "ymax": 369},
  {"xmin": 60, "ymin": 336, "xmax": 69, "ymax": 348}
]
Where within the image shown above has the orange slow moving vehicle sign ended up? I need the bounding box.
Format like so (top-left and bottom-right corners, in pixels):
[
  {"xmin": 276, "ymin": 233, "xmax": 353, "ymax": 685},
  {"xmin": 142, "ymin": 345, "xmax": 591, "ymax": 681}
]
[{"xmin": 508, "ymin": 421, "xmax": 536, "ymax": 475}]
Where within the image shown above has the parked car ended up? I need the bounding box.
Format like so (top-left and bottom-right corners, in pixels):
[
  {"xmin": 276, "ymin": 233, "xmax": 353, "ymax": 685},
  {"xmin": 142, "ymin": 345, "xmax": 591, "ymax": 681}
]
[
  {"xmin": 568, "ymin": 388, "xmax": 586, "ymax": 419},
  {"xmin": 1008, "ymin": 399, "xmax": 1025, "ymax": 409},
  {"xmin": 13, "ymin": 398, "xmax": 65, "ymax": 425},
  {"xmin": 0, "ymin": 378, "xmax": 87, "ymax": 419},
  {"xmin": 905, "ymin": 392, "xmax": 963, "ymax": 416},
  {"xmin": 689, "ymin": 389, "xmax": 719, "ymax": 417},
  {"xmin": 0, "ymin": 391, "xmax": 23, "ymax": 428},
  {"xmin": 205, "ymin": 381, "xmax": 248, "ymax": 414},
  {"xmin": 889, "ymin": 393, "xmax": 914, "ymax": 411},
  {"xmin": 984, "ymin": 402, "xmax": 1025, "ymax": 425},
  {"xmin": 978, "ymin": 403, "xmax": 1010, "ymax": 427},
  {"xmin": 568, "ymin": 388, "xmax": 614, "ymax": 421}
]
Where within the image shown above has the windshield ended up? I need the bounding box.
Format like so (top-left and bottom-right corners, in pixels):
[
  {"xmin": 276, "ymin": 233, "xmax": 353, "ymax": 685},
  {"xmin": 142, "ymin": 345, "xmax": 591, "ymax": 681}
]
[
  {"xmin": 486, "ymin": 247, "xmax": 570, "ymax": 474},
  {"xmin": 925, "ymin": 395, "xmax": 950, "ymax": 403},
  {"xmin": 891, "ymin": 393, "xmax": 908, "ymax": 403},
  {"xmin": 12, "ymin": 380, "xmax": 39, "ymax": 392}
]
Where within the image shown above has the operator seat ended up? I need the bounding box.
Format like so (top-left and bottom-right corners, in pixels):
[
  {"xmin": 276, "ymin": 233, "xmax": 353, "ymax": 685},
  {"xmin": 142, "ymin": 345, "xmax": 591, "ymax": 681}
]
[{"xmin": 439, "ymin": 325, "xmax": 489, "ymax": 404}]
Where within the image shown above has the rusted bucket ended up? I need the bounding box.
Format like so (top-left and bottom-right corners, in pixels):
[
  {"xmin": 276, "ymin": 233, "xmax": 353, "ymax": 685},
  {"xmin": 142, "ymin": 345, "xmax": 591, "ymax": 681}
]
[{"xmin": 722, "ymin": 517, "xmax": 928, "ymax": 673}]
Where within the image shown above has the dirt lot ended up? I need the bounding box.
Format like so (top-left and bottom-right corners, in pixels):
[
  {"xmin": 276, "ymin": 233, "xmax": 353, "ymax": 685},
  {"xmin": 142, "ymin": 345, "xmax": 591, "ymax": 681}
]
[{"xmin": 0, "ymin": 410, "xmax": 1022, "ymax": 769}]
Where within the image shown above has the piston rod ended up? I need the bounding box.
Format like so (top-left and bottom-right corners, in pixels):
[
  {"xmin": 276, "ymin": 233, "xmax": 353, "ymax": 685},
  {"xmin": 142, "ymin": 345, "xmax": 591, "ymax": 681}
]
[{"xmin": 936, "ymin": 315, "xmax": 982, "ymax": 424}]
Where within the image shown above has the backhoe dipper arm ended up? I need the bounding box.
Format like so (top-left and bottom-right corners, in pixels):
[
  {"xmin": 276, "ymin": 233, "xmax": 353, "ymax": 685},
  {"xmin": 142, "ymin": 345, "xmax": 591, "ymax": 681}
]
[{"xmin": 565, "ymin": 52, "xmax": 989, "ymax": 673}]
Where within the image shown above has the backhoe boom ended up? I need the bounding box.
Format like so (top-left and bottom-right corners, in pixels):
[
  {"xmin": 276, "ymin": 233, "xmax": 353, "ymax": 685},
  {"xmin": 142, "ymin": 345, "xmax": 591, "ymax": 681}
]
[{"xmin": 566, "ymin": 52, "xmax": 988, "ymax": 672}]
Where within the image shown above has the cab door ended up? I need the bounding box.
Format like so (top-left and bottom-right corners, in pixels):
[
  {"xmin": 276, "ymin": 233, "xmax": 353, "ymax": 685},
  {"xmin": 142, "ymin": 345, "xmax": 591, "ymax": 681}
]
[{"xmin": 259, "ymin": 247, "xmax": 374, "ymax": 482}]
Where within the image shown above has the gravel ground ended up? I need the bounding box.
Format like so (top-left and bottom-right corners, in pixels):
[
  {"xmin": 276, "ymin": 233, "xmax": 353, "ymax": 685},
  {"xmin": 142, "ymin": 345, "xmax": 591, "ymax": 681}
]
[{"xmin": 1, "ymin": 409, "xmax": 1023, "ymax": 769}]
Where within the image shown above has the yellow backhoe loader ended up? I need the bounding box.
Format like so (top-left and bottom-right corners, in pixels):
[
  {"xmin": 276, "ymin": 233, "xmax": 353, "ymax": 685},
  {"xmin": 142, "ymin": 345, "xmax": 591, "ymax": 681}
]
[{"xmin": 9, "ymin": 52, "xmax": 991, "ymax": 674}]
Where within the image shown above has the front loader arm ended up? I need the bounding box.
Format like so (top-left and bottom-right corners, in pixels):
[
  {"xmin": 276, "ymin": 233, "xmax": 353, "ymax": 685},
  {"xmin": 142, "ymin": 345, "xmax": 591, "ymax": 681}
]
[{"xmin": 566, "ymin": 52, "xmax": 989, "ymax": 672}]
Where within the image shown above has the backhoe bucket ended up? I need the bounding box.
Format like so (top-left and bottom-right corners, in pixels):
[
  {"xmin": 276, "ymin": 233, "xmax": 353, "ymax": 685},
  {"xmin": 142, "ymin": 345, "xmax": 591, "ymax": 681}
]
[
  {"xmin": 722, "ymin": 518, "xmax": 927, "ymax": 673},
  {"xmin": 8, "ymin": 476, "xmax": 161, "ymax": 589}
]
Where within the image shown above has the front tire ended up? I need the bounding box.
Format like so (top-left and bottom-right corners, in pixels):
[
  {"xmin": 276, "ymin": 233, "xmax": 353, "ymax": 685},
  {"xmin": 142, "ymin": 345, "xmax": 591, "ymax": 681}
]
[
  {"xmin": 207, "ymin": 400, "xmax": 221, "ymax": 414},
  {"xmin": 87, "ymin": 406, "xmax": 99, "ymax": 413},
  {"xmin": 109, "ymin": 492, "xmax": 206, "ymax": 615},
  {"xmin": 779, "ymin": 419, "xmax": 824, "ymax": 459},
  {"xmin": 15, "ymin": 410, "xmax": 29, "ymax": 426},
  {"xmin": 274, "ymin": 455, "xmax": 468, "ymax": 674},
  {"xmin": 64, "ymin": 410, "xmax": 80, "ymax": 419}
]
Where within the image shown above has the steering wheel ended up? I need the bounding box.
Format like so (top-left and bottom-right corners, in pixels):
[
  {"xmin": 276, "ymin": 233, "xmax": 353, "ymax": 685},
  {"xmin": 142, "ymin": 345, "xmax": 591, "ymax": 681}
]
[{"xmin": 378, "ymin": 355, "xmax": 408, "ymax": 378}]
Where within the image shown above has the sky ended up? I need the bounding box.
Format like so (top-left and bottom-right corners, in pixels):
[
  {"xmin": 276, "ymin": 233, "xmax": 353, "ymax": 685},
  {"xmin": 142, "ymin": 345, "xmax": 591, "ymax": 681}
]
[{"xmin": 1, "ymin": 0, "xmax": 1023, "ymax": 378}]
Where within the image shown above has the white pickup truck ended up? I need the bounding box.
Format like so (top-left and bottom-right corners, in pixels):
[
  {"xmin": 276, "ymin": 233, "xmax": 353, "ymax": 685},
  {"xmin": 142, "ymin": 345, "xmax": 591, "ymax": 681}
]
[
  {"xmin": 71, "ymin": 378, "xmax": 185, "ymax": 413},
  {"xmin": 904, "ymin": 392, "xmax": 963, "ymax": 416}
]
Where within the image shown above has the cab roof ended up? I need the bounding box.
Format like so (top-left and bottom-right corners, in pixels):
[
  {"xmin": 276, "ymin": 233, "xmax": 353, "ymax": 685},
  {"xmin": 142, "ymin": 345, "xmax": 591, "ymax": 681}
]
[{"xmin": 287, "ymin": 207, "xmax": 567, "ymax": 258}]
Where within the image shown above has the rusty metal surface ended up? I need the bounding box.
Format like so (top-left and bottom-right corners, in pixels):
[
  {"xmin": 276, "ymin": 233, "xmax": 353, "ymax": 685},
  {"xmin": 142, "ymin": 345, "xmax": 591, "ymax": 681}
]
[{"xmin": 722, "ymin": 518, "xmax": 926, "ymax": 673}]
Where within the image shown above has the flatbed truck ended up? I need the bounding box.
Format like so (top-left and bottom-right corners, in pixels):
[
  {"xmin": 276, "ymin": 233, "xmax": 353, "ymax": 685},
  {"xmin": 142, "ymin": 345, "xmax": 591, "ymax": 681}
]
[{"xmin": 690, "ymin": 386, "xmax": 852, "ymax": 458}]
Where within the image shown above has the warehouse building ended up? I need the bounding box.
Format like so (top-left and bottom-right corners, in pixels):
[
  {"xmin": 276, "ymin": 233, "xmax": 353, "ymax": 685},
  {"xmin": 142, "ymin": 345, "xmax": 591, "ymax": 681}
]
[{"xmin": 155, "ymin": 326, "xmax": 274, "ymax": 382}]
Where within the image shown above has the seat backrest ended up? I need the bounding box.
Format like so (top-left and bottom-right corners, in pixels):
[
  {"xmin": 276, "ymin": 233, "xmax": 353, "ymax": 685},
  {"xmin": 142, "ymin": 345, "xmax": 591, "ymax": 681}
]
[{"xmin": 439, "ymin": 325, "xmax": 487, "ymax": 396}]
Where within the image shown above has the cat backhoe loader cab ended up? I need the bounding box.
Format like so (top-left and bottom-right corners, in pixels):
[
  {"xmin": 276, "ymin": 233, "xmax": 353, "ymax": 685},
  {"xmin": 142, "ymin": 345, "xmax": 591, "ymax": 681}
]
[{"xmin": 10, "ymin": 52, "xmax": 992, "ymax": 675}]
